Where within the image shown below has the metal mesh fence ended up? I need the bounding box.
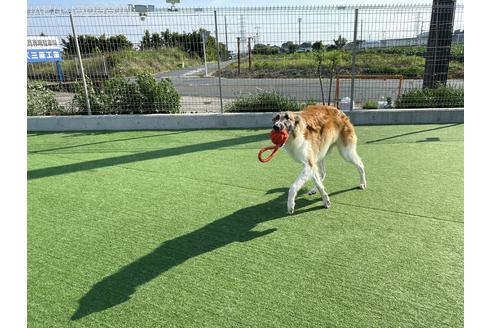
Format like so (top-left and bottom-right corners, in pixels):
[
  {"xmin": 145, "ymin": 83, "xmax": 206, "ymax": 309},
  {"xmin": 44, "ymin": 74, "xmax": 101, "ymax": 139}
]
[{"xmin": 27, "ymin": 3, "xmax": 464, "ymax": 115}]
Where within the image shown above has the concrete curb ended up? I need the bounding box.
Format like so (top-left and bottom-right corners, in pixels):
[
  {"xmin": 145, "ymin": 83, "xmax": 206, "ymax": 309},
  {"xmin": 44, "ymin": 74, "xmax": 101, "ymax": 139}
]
[{"xmin": 27, "ymin": 108, "xmax": 464, "ymax": 131}]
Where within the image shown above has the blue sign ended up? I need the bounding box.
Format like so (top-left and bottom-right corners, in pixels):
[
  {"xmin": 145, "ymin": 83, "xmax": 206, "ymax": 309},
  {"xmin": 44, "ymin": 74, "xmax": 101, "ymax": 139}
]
[{"xmin": 27, "ymin": 49, "xmax": 62, "ymax": 63}]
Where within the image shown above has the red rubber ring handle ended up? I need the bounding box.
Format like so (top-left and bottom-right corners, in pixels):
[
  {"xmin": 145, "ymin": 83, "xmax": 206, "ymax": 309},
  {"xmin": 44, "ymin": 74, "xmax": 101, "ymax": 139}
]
[{"xmin": 258, "ymin": 145, "xmax": 280, "ymax": 163}]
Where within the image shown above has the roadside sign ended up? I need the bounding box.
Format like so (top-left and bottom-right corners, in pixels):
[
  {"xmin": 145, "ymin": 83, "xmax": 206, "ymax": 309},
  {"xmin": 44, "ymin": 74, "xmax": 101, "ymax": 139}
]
[{"xmin": 27, "ymin": 36, "xmax": 62, "ymax": 63}]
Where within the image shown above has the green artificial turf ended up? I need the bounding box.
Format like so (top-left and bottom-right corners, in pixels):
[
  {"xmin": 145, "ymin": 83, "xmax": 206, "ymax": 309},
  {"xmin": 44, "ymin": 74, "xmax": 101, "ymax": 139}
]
[{"xmin": 27, "ymin": 124, "xmax": 464, "ymax": 327}]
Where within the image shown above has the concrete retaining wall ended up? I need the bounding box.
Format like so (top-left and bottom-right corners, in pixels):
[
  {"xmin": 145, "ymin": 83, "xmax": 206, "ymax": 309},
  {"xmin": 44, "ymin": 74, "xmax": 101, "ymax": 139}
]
[{"xmin": 27, "ymin": 108, "xmax": 463, "ymax": 131}]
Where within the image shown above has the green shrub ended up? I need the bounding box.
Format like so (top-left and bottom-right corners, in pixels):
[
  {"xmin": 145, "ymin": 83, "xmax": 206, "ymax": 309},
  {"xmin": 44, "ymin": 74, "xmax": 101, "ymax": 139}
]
[
  {"xmin": 133, "ymin": 74, "xmax": 180, "ymax": 114},
  {"xmin": 225, "ymin": 90, "xmax": 303, "ymax": 112},
  {"xmin": 395, "ymin": 84, "xmax": 464, "ymax": 108},
  {"xmin": 27, "ymin": 82, "xmax": 64, "ymax": 116},
  {"xmin": 362, "ymin": 100, "xmax": 378, "ymax": 109},
  {"xmin": 72, "ymin": 73, "xmax": 180, "ymax": 114}
]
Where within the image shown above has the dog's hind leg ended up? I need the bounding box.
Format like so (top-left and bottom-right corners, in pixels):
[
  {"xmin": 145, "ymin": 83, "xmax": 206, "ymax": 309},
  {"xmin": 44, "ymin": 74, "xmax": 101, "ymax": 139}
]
[
  {"xmin": 288, "ymin": 165, "xmax": 312, "ymax": 214},
  {"xmin": 308, "ymin": 158, "xmax": 325, "ymax": 195},
  {"xmin": 338, "ymin": 142, "xmax": 367, "ymax": 189}
]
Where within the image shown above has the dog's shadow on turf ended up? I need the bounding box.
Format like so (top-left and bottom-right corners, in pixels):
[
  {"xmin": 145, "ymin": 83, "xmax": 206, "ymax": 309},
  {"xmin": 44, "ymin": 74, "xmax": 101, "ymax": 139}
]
[{"xmin": 71, "ymin": 187, "xmax": 355, "ymax": 320}]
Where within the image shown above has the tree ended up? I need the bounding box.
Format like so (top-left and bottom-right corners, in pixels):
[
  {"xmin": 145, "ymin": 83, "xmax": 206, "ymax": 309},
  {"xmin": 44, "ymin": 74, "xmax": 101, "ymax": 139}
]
[
  {"xmin": 312, "ymin": 41, "xmax": 324, "ymax": 51},
  {"xmin": 313, "ymin": 50, "xmax": 326, "ymax": 105},
  {"xmin": 140, "ymin": 28, "xmax": 227, "ymax": 61},
  {"xmin": 62, "ymin": 34, "xmax": 132, "ymax": 55},
  {"xmin": 140, "ymin": 30, "xmax": 152, "ymax": 50},
  {"xmin": 333, "ymin": 35, "xmax": 347, "ymax": 49},
  {"xmin": 325, "ymin": 51, "xmax": 346, "ymax": 104},
  {"xmin": 253, "ymin": 44, "xmax": 280, "ymax": 55},
  {"xmin": 312, "ymin": 50, "xmax": 347, "ymax": 105},
  {"xmin": 281, "ymin": 41, "xmax": 299, "ymax": 54}
]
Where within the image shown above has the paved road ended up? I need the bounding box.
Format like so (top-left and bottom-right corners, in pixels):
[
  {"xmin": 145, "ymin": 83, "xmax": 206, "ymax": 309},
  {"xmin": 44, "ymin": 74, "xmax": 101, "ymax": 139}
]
[
  {"xmin": 155, "ymin": 60, "xmax": 234, "ymax": 78},
  {"xmin": 156, "ymin": 64, "xmax": 463, "ymax": 106},
  {"xmin": 167, "ymin": 76, "xmax": 464, "ymax": 103}
]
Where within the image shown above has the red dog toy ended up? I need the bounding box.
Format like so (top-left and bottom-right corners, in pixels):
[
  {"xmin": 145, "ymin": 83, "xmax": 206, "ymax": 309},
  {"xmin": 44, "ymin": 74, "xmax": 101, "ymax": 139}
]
[{"xmin": 258, "ymin": 129, "xmax": 289, "ymax": 163}]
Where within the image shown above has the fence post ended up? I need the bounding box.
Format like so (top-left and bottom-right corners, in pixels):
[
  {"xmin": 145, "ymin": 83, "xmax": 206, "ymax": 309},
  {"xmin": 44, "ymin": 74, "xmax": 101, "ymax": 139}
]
[
  {"xmin": 214, "ymin": 11, "xmax": 224, "ymax": 113},
  {"xmin": 423, "ymin": 0, "xmax": 456, "ymax": 88},
  {"xmin": 349, "ymin": 8, "xmax": 359, "ymax": 111},
  {"xmin": 69, "ymin": 11, "xmax": 91, "ymax": 115}
]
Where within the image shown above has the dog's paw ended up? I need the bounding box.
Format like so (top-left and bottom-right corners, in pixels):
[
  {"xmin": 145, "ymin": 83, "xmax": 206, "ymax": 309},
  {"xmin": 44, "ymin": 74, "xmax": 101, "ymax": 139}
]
[
  {"xmin": 323, "ymin": 199, "xmax": 331, "ymax": 209},
  {"xmin": 359, "ymin": 183, "xmax": 367, "ymax": 190},
  {"xmin": 307, "ymin": 187, "xmax": 317, "ymax": 195},
  {"xmin": 287, "ymin": 205, "xmax": 295, "ymax": 215}
]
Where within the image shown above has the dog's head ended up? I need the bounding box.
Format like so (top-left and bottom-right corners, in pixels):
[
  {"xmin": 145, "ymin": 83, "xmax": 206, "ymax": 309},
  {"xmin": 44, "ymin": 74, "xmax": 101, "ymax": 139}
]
[{"xmin": 272, "ymin": 111, "xmax": 299, "ymax": 132}]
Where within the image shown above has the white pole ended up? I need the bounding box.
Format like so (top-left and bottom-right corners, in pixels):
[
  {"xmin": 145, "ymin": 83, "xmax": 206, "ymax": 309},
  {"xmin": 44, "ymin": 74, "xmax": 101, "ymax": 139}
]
[
  {"xmin": 69, "ymin": 11, "xmax": 91, "ymax": 115},
  {"xmin": 202, "ymin": 32, "xmax": 208, "ymax": 76}
]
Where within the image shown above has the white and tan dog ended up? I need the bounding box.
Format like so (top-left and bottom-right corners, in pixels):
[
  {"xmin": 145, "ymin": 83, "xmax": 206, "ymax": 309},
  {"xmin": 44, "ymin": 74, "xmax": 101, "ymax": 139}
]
[{"xmin": 272, "ymin": 105, "xmax": 367, "ymax": 214}]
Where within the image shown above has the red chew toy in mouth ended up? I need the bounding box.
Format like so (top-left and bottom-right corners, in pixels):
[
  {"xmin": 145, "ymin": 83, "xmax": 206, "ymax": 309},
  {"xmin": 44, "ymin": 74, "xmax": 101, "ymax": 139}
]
[
  {"xmin": 258, "ymin": 129, "xmax": 289, "ymax": 163},
  {"xmin": 270, "ymin": 129, "xmax": 289, "ymax": 147}
]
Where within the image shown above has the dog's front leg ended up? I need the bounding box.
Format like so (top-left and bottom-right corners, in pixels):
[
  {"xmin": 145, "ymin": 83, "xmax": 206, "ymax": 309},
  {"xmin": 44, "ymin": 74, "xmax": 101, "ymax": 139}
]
[{"xmin": 288, "ymin": 165, "xmax": 312, "ymax": 214}]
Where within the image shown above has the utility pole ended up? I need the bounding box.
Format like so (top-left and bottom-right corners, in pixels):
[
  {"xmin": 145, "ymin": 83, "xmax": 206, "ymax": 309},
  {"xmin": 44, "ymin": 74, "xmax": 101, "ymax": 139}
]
[
  {"xmin": 423, "ymin": 0, "xmax": 456, "ymax": 88},
  {"xmin": 201, "ymin": 30, "xmax": 210, "ymax": 76},
  {"xmin": 248, "ymin": 37, "xmax": 252, "ymax": 69},
  {"xmin": 240, "ymin": 15, "xmax": 246, "ymax": 53},
  {"xmin": 237, "ymin": 37, "xmax": 241, "ymax": 75},
  {"xmin": 224, "ymin": 16, "xmax": 228, "ymax": 55},
  {"xmin": 254, "ymin": 26, "xmax": 261, "ymax": 45},
  {"xmin": 298, "ymin": 18, "xmax": 302, "ymax": 45}
]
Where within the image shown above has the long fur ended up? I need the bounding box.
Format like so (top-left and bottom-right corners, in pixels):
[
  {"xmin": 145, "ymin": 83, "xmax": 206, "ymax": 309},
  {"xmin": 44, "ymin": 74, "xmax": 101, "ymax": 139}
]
[{"xmin": 272, "ymin": 105, "xmax": 367, "ymax": 214}]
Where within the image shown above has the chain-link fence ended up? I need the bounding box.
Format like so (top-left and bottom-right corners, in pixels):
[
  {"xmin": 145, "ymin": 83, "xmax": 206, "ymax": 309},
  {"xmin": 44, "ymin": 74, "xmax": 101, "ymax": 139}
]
[{"xmin": 27, "ymin": 3, "xmax": 464, "ymax": 116}]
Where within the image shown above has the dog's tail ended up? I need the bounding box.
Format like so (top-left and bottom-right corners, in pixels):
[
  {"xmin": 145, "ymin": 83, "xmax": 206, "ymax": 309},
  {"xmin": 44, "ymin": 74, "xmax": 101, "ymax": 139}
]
[{"xmin": 339, "ymin": 113, "xmax": 357, "ymax": 146}]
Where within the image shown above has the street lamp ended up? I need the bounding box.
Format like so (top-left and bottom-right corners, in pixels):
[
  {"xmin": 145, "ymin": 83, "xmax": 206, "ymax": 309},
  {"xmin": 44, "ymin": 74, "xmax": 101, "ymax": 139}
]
[
  {"xmin": 166, "ymin": 0, "xmax": 180, "ymax": 12},
  {"xmin": 130, "ymin": 4, "xmax": 154, "ymax": 21}
]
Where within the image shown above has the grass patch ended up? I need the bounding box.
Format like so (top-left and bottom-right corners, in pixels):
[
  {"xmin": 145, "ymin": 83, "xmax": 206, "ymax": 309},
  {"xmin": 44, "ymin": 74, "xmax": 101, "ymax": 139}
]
[
  {"xmin": 362, "ymin": 43, "xmax": 464, "ymax": 62},
  {"xmin": 28, "ymin": 125, "xmax": 463, "ymax": 327},
  {"xmin": 28, "ymin": 48, "xmax": 201, "ymax": 82},
  {"xmin": 219, "ymin": 49, "xmax": 463, "ymax": 79}
]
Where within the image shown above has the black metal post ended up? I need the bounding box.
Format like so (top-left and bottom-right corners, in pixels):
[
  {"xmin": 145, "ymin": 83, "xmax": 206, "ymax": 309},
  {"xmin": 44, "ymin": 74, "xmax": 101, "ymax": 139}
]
[
  {"xmin": 423, "ymin": 0, "xmax": 456, "ymax": 88},
  {"xmin": 350, "ymin": 9, "xmax": 359, "ymax": 111}
]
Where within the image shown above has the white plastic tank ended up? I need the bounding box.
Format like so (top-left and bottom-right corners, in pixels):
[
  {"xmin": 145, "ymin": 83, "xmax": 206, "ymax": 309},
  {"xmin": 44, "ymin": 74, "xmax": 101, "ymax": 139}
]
[{"xmin": 340, "ymin": 97, "xmax": 352, "ymax": 111}]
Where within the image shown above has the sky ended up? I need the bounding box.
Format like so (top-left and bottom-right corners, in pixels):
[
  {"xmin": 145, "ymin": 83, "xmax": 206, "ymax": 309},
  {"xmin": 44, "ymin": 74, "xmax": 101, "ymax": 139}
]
[
  {"xmin": 27, "ymin": 0, "xmax": 464, "ymax": 52},
  {"xmin": 28, "ymin": 0, "xmax": 441, "ymax": 8}
]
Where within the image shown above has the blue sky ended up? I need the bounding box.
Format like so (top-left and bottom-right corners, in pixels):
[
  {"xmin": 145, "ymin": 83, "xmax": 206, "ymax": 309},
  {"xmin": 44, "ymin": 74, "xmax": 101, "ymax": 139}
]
[
  {"xmin": 27, "ymin": 0, "xmax": 464, "ymax": 52},
  {"xmin": 28, "ymin": 0, "xmax": 439, "ymax": 8}
]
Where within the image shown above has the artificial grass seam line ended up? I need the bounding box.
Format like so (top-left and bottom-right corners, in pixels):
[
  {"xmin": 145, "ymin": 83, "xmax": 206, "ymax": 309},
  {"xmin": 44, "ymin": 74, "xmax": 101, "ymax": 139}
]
[
  {"xmin": 363, "ymin": 140, "xmax": 464, "ymax": 146},
  {"xmin": 113, "ymin": 164, "xmax": 271, "ymax": 194},
  {"xmin": 28, "ymin": 131, "xmax": 190, "ymax": 154},
  {"xmin": 34, "ymin": 151, "xmax": 273, "ymax": 195},
  {"xmin": 336, "ymin": 201, "xmax": 463, "ymax": 224}
]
